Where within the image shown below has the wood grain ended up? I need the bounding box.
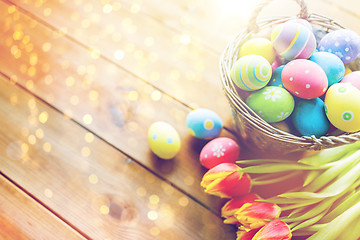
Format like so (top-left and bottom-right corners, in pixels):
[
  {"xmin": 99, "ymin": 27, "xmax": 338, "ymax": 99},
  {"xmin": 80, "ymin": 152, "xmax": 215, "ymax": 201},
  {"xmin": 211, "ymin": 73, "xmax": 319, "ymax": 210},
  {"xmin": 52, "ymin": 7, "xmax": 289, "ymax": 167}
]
[
  {"xmin": 0, "ymin": 174, "xmax": 87, "ymax": 240},
  {"xmin": 8, "ymin": 0, "xmax": 233, "ymax": 120},
  {"xmin": 0, "ymin": 0, "xmax": 237, "ymax": 212},
  {"xmin": 0, "ymin": 75, "xmax": 235, "ymax": 239}
]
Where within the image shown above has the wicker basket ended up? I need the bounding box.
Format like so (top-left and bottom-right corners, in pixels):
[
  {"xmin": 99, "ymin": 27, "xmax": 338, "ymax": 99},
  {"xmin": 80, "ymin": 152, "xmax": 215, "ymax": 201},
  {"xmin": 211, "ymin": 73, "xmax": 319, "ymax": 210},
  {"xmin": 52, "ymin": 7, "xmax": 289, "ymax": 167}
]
[{"xmin": 220, "ymin": 0, "xmax": 360, "ymax": 154}]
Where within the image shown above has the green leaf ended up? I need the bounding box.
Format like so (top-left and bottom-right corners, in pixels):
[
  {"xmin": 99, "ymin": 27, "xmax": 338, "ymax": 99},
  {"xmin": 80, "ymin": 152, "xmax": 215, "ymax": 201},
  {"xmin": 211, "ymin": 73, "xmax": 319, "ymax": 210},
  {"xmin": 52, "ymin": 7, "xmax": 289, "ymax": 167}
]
[
  {"xmin": 284, "ymin": 197, "xmax": 335, "ymax": 222},
  {"xmin": 236, "ymin": 158, "xmax": 296, "ymax": 165},
  {"xmin": 340, "ymin": 215, "xmax": 360, "ymax": 240},
  {"xmin": 307, "ymin": 199, "xmax": 360, "ymax": 240},
  {"xmin": 298, "ymin": 141, "xmax": 360, "ymax": 166},
  {"xmin": 303, "ymin": 150, "xmax": 360, "ymax": 192},
  {"xmin": 291, "ymin": 223, "xmax": 327, "ymax": 236},
  {"xmin": 252, "ymin": 171, "xmax": 301, "ymax": 185},
  {"xmin": 280, "ymin": 199, "xmax": 321, "ymax": 211},
  {"xmin": 321, "ymin": 188, "xmax": 360, "ymax": 223},
  {"xmin": 241, "ymin": 163, "xmax": 328, "ymax": 174},
  {"xmin": 280, "ymin": 150, "xmax": 360, "ymax": 199},
  {"xmin": 291, "ymin": 208, "xmax": 328, "ymax": 232},
  {"xmin": 303, "ymin": 170, "xmax": 322, "ymax": 187}
]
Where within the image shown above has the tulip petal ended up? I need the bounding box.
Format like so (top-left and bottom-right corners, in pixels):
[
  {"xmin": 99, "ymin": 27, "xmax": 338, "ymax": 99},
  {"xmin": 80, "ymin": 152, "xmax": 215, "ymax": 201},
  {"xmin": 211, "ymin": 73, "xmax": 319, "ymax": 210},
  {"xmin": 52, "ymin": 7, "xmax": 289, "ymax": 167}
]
[
  {"xmin": 253, "ymin": 220, "xmax": 292, "ymax": 240},
  {"xmin": 201, "ymin": 163, "xmax": 251, "ymax": 198},
  {"xmin": 235, "ymin": 202, "xmax": 281, "ymax": 229},
  {"xmin": 222, "ymin": 193, "xmax": 260, "ymax": 224},
  {"xmin": 236, "ymin": 228, "xmax": 258, "ymax": 240}
]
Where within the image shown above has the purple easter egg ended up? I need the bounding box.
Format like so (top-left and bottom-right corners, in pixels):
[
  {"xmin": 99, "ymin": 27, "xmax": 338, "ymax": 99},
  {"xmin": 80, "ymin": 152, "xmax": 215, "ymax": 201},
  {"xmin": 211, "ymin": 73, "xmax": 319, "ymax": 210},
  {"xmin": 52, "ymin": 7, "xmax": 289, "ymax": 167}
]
[{"xmin": 318, "ymin": 29, "xmax": 360, "ymax": 64}]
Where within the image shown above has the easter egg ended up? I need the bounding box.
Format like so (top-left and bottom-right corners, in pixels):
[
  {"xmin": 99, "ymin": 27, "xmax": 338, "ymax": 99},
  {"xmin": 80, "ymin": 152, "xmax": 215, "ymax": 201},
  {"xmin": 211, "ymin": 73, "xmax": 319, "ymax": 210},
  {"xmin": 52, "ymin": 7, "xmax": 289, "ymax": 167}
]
[
  {"xmin": 281, "ymin": 59, "xmax": 328, "ymax": 99},
  {"xmin": 318, "ymin": 29, "xmax": 360, "ymax": 63},
  {"xmin": 312, "ymin": 27, "xmax": 328, "ymax": 45},
  {"xmin": 246, "ymin": 86, "xmax": 295, "ymax": 123},
  {"xmin": 272, "ymin": 57, "xmax": 282, "ymax": 71},
  {"xmin": 186, "ymin": 108, "xmax": 223, "ymax": 139},
  {"xmin": 268, "ymin": 65, "xmax": 285, "ymax": 88},
  {"xmin": 309, "ymin": 52, "xmax": 345, "ymax": 86},
  {"xmin": 238, "ymin": 37, "xmax": 276, "ymax": 64},
  {"xmin": 324, "ymin": 83, "xmax": 360, "ymax": 133},
  {"xmin": 199, "ymin": 137, "xmax": 240, "ymax": 169},
  {"xmin": 148, "ymin": 121, "xmax": 181, "ymax": 159},
  {"xmin": 344, "ymin": 65, "xmax": 352, "ymax": 75},
  {"xmin": 341, "ymin": 71, "xmax": 360, "ymax": 90},
  {"xmin": 292, "ymin": 98, "xmax": 330, "ymax": 138},
  {"xmin": 271, "ymin": 21, "xmax": 316, "ymax": 60},
  {"xmin": 230, "ymin": 55, "xmax": 272, "ymax": 91}
]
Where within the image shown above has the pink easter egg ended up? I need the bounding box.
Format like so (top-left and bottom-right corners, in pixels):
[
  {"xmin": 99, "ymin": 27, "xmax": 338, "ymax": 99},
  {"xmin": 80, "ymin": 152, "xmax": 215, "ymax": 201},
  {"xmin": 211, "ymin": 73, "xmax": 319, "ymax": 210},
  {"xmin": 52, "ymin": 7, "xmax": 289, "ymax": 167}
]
[
  {"xmin": 341, "ymin": 71, "xmax": 360, "ymax": 90},
  {"xmin": 199, "ymin": 137, "xmax": 240, "ymax": 169},
  {"xmin": 282, "ymin": 59, "xmax": 328, "ymax": 99}
]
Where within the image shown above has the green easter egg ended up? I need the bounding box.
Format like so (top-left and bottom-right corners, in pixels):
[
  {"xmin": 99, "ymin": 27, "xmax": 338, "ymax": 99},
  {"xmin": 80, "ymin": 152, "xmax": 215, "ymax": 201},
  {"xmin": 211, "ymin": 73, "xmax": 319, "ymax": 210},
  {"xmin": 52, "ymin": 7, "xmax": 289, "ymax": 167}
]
[{"xmin": 246, "ymin": 86, "xmax": 295, "ymax": 123}]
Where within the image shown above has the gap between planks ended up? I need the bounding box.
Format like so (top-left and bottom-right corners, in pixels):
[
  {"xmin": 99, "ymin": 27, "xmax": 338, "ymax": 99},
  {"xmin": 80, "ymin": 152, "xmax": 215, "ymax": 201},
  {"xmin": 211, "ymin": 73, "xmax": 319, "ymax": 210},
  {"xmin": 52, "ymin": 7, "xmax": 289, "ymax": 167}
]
[
  {"xmin": 0, "ymin": 171, "xmax": 91, "ymax": 240},
  {"xmin": 0, "ymin": 70, "xmax": 218, "ymax": 215}
]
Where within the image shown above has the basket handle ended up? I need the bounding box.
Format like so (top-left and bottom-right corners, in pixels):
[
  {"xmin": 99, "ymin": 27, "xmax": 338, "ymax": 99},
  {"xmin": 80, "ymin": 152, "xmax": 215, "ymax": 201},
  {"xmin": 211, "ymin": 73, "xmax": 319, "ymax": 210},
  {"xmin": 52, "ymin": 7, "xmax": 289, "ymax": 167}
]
[{"xmin": 247, "ymin": 0, "xmax": 309, "ymax": 32}]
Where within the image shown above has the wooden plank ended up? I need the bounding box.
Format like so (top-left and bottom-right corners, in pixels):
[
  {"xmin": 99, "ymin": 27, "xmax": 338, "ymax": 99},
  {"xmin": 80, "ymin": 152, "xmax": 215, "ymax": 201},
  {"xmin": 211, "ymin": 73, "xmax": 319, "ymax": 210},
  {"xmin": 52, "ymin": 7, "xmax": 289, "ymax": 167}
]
[
  {"xmin": 0, "ymin": 1, "xmax": 235, "ymax": 211},
  {"xmin": 115, "ymin": 0, "xmax": 360, "ymax": 49},
  {"xmin": 0, "ymin": 76, "xmax": 235, "ymax": 239},
  {"xmin": 0, "ymin": 174, "xmax": 87, "ymax": 240},
  {"xmin": 325, "ymin": 0, "xmax": 360, "ymax": 19},
  {"xmin": 8, "ymin": 0, "xmax": 232, "ymax": 120}
]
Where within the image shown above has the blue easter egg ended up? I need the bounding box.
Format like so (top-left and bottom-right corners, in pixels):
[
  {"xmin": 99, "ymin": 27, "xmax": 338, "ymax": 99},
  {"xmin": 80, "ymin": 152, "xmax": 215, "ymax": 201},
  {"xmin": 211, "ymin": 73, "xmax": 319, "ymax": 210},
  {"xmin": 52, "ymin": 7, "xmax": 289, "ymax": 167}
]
[
  {"xmin": 268, "ymin": 65, "xmax": 285, "ymax": 88},
  {"xmin": 310, "ymin": 52, "xmax": 345, "ymax": 86},
  {"xmin": 292, "ymin": 98, "xmax": 330, "ymax": 138},
  {"xmin": 312, "ymin": 27, "xmax": 327, "ymax": 45},
  {"xmin": 186, "ymin": 108, "xmax": 223, "ymax": 139},
  {"xmin": 318, "ymin": 29, "xmax": 360, "ymax": 63}
]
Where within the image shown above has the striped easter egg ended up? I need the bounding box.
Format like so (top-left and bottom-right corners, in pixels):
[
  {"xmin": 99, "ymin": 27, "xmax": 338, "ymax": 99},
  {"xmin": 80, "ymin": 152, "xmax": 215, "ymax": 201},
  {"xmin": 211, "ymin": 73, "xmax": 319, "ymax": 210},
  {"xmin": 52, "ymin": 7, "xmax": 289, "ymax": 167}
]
[
  {"xmin": 271, "ymin": 21, "xmax": 316, "ymax": 61},
  {"xmin": 230, "ymin": 55, "xmax": 272, "ymax": 91}
]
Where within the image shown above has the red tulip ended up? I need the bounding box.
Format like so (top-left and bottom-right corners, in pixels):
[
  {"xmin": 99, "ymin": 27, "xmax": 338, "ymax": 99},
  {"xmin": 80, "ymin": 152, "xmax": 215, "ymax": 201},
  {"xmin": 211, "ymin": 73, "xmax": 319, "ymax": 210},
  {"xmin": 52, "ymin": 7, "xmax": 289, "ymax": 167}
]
[
  {"xmin": 234, "ymin": 202, "xmax": 281, "ymax": 229},
  {"xmin": 252, "ymin": 219, "xmax": 292, "ymax": 240},
  {"xmin": 201, "ymin": 163, "xmax": 251, "ymax": 198},
  {"xmin": 221, "ymin": 193, "xmax": 260, "ymax": 224},
  {"xmin": 236, "ymin": 228, "xmax": 258, "ymax": 240}
]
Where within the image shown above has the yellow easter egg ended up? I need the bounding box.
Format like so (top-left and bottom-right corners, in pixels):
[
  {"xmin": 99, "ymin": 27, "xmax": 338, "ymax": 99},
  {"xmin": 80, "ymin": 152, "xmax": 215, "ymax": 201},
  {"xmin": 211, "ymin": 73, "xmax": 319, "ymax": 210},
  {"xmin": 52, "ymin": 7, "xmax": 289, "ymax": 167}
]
[
  {"xmin": 325, "ymin": 83, "xmax": 360, "ymax": 133},
  {"xmin": 148, "ymin": 121, "xmax": 181, "ymax": 159},
  {"xmin": 238, "ymin": 37, "xmax": 276, "ymax": 64},
  {"xmin": 344, "ymin": 65, "xmax": 352, "ymax": 75}
]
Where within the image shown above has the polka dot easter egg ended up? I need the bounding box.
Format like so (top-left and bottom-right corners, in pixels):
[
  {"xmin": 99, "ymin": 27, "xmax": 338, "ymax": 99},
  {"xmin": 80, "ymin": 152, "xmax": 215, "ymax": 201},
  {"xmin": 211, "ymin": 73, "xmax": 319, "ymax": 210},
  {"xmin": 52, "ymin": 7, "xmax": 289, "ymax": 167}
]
[
  {"xmin": 186, "ymin": 108, "xmax": 223, "ymax": 139},
  {"xmin": 271, "ymin": 21, "xmax": 316, "ymax": 61},
  {"xmin": 309, "ymin": 52, "xmax": 345, "ymax": 86},
  {"xmin": 238, "ymin": 37, "xmax": 276, "ymax": 64},
  {"xmin": 148, "ymin": 121, "xmax": 181, "ymax": 159},
  {"xmin": 292, "ymin": 98, "xmax": 330, "ymax": 138},
  {"xmin": 231, "ymin": 55, "xmax": 272, "ymax": 91},
  {"xmin": 318, "ymin": 29, "xmax": 360, "ymax": 64},
  {"xmin": 341, "ymin": 71, "xmax": 360, "ymax": 90},
  {"xmin": 246, "ymin": 86, "xmax": 295, "ymax": 123},
  {"xmin": 268, "ymin": 65, "xmax": 285, "ymax": 88},
  {"xmin": 282, "ymin": 59, "xmax": 328, "ymax": 99},
  {"xmin": 200, "ymin": 137, "xmax": 240, "ymax": 169},
  {"xmin": 325, "ymin": 83, "xmax": 360, "ymax": 133}
]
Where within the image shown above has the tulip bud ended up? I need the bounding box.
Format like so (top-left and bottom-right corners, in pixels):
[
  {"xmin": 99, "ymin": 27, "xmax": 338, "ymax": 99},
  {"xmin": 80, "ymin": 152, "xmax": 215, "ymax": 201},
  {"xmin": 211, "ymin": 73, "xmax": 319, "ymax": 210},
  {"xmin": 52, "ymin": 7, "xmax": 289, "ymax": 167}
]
[
  {"xmin": 236, "ymin": 228, "xmax": 258, "ymax": 240},
  {"xmin": 234, "ymin": 201, "xmax": 281, "ymax": 229},
  {"xmin": 252, "ymin": 219, "xmax": 292, "ymax": 240},
  {"xmin": 201, "ymin": 163, "xmax": 252, "ymax": 198},
  {"xmin": 221, "ymin": 193, "xmax": 261, "ymax": 224}
]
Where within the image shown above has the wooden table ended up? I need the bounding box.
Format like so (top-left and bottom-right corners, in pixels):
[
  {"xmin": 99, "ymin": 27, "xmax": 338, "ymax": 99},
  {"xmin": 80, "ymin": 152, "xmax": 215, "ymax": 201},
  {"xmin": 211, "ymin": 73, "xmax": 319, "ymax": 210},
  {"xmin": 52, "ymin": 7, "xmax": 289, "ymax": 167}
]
[{"xmin": 0, "ymin": 0, "xmax": 359, "ymax": 239}]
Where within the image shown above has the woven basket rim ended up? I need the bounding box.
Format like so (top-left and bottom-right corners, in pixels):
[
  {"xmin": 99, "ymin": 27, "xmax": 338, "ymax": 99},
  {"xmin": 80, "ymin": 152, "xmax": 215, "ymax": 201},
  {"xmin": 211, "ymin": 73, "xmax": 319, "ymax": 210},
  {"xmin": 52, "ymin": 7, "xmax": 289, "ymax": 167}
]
[{"xmin": 220, "ymin": 13, "xmax": 360, "ymax": 151}]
